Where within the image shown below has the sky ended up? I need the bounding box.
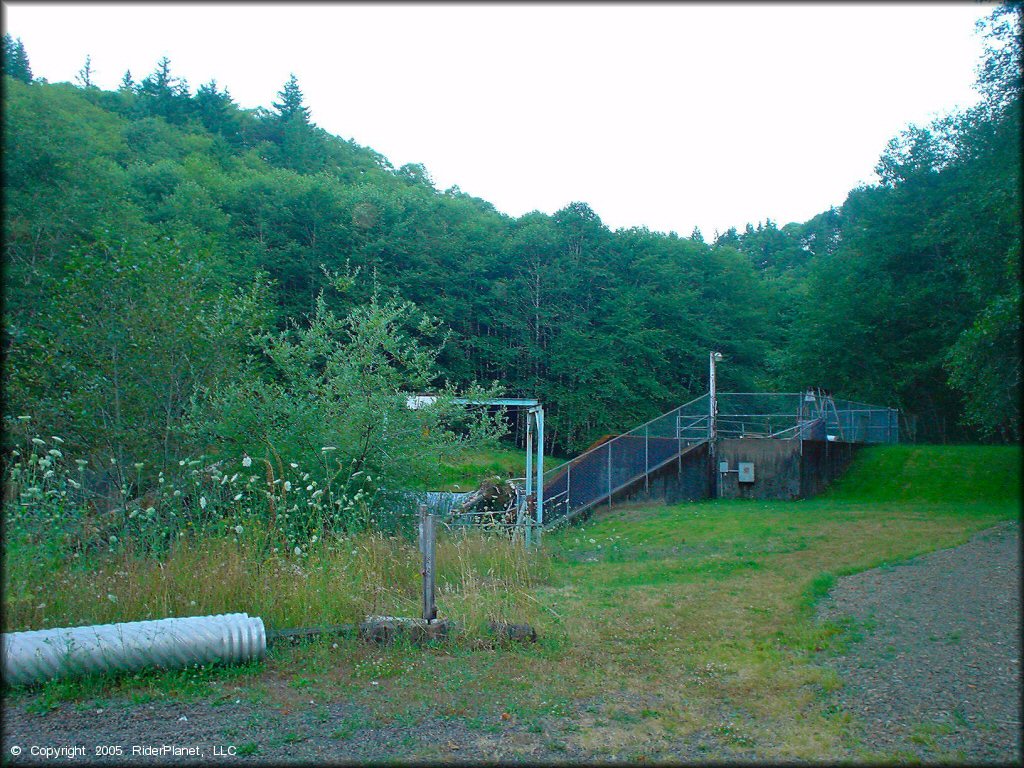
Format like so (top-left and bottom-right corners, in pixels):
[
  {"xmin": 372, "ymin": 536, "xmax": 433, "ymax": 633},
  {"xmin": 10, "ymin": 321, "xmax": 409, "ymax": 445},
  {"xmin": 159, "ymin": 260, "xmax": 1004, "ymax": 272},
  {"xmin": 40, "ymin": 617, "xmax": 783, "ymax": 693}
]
[{"xmin": 2, "ymin": 2, "xmax": 994, "ymax": 238}]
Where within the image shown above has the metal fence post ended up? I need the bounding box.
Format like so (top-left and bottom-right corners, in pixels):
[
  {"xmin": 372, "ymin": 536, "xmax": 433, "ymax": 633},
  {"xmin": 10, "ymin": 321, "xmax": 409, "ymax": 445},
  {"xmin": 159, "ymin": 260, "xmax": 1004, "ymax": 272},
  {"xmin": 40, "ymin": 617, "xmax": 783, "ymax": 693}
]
[
  {"xmin": 644, "ymin": 424, "xmax": 649, "ymax": 492},
  {"xmin": 418, "ymin": 503, "xmax": 426, "ymax": 557},
  {"xmin": 566, "ymin": 462, "xmax": 571, "ymax": 521},
  {"xmin": 524, "ymin": 412, "xmax": 533, "ymax": 548},
  {"xmin": 607, "ymin": 442, "xmax": 613, "ymax": 507},
  {"xmin": 421, "ymin": 506, "xmax": 436, "ymax": 622},
  {"xmin": 677, "ymin": 408, "xmax": 683, "ymax": 474},
  {"xmin": 536, "ymin": 407, "xmax": 544, "ymax": 531}
]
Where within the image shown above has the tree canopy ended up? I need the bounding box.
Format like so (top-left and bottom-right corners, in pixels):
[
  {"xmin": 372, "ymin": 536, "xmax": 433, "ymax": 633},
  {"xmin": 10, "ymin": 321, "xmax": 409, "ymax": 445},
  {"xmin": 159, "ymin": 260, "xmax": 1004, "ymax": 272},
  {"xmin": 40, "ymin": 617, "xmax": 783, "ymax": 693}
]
[{"xmin": 2, "ymin": 2, "xmax": 1020, "ymax": 507}]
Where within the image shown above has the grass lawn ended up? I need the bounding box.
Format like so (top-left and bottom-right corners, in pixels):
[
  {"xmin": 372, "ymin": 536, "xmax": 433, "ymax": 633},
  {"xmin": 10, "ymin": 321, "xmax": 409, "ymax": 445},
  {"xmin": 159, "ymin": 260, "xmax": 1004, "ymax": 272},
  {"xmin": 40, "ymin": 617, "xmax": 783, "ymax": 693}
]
[{"xmin": 5, "ymin": 444, "xmax": 1019, "ymax": 761}]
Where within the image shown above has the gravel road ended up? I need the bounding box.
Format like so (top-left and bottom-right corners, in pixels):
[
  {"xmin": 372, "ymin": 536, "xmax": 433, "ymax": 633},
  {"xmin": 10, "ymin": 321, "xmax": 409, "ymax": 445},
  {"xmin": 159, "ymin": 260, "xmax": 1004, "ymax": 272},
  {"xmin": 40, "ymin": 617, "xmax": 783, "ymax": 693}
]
[{"xmin": 817, "ymin": 520, "xmax": 1021, "ymax": 764}]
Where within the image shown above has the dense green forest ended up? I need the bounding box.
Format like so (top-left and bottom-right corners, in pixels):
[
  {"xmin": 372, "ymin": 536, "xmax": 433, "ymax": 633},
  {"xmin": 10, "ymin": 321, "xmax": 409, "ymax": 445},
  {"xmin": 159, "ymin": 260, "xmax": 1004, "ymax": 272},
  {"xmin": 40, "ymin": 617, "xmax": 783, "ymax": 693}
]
[{"xmin": 2, "ymin": 6, "xmax": 1020, "ymax": 502}]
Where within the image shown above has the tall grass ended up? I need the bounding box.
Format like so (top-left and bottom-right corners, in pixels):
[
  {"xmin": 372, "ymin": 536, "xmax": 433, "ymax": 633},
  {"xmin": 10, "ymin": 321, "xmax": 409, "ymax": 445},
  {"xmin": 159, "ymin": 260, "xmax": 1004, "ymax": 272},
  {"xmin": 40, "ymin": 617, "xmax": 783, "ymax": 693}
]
[{"xmin": 2, "ymin": 428, "xmax": 550, "ymax": 635}]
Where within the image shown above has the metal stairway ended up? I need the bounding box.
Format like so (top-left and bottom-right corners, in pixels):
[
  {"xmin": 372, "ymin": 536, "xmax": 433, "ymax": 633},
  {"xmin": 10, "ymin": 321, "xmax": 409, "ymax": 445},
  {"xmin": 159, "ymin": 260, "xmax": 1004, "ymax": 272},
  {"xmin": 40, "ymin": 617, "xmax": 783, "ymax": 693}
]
[{"xmin": 539, "ymin": 394, "xmax": 712, "ymax": 529}]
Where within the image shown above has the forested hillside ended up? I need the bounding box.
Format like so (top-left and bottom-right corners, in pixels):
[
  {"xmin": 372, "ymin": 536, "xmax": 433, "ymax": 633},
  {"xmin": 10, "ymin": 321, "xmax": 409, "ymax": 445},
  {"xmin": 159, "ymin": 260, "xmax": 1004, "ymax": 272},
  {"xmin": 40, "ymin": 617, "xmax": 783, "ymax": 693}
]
[{"xmin": 2, "ymin": 5, "xmax": 1019, "ymax": 496}]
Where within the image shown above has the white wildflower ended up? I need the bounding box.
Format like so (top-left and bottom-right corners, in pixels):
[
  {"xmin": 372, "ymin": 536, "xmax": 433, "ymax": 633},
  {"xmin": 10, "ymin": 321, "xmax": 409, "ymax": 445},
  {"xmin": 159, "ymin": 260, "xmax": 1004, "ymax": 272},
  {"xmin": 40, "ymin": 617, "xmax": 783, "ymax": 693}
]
[
  {"xmin": 284, "ymin": 481, "xmax": 292, "ymax": 492},
  {"xmin": 47, "ymin": 448, "xmax": 62, "ymax": 458},
  {"xmin": 230, "ymin": 473, "xmax": 238, "ymax": 484},
  {"xmin": 321, "ymin": 446, "xmax": 336, "ymax": 452},
  {"xmin": 294, "ymin": 546, "xmax": 302, "ymax": 556},
  {"xmin": 17, "ymin": 415, "xmax": 30, "ymax": 421},
  {"xmin": 134, "ymin": 462, "xmax": 144, "ymax": 471},
  {"xmin": 107, "ymin": 593, "xmax": 117, "ymax": 603},
  {"xmin": 200, "ymin": 496, "xmax": 208, "ymax": 510},
  {"xmin": 75, "ymin": 459, "xmax": 88, "ymax": 468},
  {"xmin": 242, "ymin": 456, "xmax": 252, "ymax": 468},
  {"xmin": 31, "ymin": 437, "xmax": 46, "ymax": 446},
  {"xmin": 234, "ymin": 525, "xmax": 244, "ymax": 535},
  {"xmin": 233, "ymin": 493, "xmax": 243, "ymax": 501},
  {"xmin": 290, "ymin": 463, "xmax": 298, "ymax": 469},
  {"xmin": 50, "ymin": 436, "xmax": 64, "ymax": 444}
]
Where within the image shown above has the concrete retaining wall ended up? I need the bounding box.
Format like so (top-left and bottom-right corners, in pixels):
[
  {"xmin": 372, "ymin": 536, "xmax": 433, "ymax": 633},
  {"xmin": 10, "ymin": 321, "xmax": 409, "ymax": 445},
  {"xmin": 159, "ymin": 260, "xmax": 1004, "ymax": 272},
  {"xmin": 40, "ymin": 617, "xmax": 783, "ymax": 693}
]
[
  {"xmin": 799, "ymin": 439, "xmax": 858, "ymax": 497},
  {"xmin": 716, "ymin": 438, "xmax": 858, "ymax": 500},
  {"xmin": 717, "ymin": 438, "xmax": 802, "ymax": 500},
  {"xmin": 561, "ymin": 437, "xmax": 859, "ymax": 522}
]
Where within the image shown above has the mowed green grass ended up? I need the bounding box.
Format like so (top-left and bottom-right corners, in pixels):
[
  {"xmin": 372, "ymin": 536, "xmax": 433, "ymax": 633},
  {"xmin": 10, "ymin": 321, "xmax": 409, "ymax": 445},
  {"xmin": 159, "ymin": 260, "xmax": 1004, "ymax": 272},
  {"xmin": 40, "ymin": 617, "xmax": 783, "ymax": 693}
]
[
  {"xmin": 523, "ymin": 444, "xmax": 1019, "ymax": 759},
  {"xmin": 8, "ymin": 444, "xmax": 1019, "ymax": 762}
]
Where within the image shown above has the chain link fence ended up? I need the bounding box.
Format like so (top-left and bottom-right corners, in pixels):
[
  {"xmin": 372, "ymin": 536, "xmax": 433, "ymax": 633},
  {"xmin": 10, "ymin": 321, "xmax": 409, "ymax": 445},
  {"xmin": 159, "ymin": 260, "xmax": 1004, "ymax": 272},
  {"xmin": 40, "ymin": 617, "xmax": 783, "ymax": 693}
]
[
  {"xmin": 541, "ymin": 394, "xmax": 710, "ymax": 528},
  {"xmin": 537, "ymin": 391, "xmax": 898, "ymax": 530}
]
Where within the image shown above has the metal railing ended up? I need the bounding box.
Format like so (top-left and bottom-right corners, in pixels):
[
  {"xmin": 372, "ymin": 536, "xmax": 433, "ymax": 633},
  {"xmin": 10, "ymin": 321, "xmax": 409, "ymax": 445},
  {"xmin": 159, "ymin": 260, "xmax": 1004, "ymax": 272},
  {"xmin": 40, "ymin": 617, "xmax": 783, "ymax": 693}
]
[
  {"xmin": 534, "ymin": 391, "xmax": 898, "ymax": 530},
  {"xmin": 540, "ymin": 394, "xmax": 711, "ymax": 529},
  {"xmin": 713, "ymin": 392, "xmax": 899, "ymax": 443}
]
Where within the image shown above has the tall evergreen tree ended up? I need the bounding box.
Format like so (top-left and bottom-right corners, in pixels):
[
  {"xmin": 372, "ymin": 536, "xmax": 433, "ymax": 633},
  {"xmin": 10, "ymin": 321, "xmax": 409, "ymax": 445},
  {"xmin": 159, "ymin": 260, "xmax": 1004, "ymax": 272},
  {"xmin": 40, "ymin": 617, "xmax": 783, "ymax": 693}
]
[
  {"xmin": 2, "ymin": 33, "xmax": 32, "ymax": 83},
  {"xmin": 137, "ymin": 56, "xmax": 190, "ymax": 122},
  {"xmin": 75, "ymin": 54, "xmax": 95, "ymax": 88},
  {"xmin": 272, "ymin": 73, "xmax": 311, "ymax": 123}
]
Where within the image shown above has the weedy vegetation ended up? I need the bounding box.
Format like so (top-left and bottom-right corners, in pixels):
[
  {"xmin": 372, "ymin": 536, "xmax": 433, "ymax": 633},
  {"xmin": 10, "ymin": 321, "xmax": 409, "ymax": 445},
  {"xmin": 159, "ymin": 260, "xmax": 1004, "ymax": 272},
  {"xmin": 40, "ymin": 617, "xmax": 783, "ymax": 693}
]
[{"xmin": 3, "ymin": 443, "xmax": 1019, "ymax": 762}]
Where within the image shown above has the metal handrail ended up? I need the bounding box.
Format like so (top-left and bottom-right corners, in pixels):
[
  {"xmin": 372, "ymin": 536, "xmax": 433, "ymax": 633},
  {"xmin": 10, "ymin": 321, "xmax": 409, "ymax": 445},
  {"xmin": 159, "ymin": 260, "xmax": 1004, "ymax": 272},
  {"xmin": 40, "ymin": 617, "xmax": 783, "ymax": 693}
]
[{"xmin": 542, "ymin": 393, "xmax": 710, "ymax": 480}]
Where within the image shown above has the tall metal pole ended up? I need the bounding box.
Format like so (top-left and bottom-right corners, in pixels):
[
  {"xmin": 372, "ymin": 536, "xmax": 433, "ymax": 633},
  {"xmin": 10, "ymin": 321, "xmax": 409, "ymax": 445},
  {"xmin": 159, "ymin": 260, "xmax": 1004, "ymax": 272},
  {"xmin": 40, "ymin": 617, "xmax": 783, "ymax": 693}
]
[
  {"xmin": 709, "ymin": 351, "xmax": 720, "ymax": 453},
  {"xmin": 524, "ymin": 412, "xmax": 533, "ymax": 547},
  {"xmin": 709, "ymin": 351, "xmax": 722, "ymax": 499},
  {"xmin": 536, "ymin": 406, "xmax": 544, "ymax": 534}
]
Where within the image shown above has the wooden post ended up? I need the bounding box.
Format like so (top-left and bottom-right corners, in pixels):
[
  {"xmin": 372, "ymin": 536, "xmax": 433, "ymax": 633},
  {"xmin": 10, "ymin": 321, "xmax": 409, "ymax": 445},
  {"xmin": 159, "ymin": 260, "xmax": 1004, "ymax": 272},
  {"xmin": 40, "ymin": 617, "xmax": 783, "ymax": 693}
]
[{"xmin": 422, "ymin": 508, "xmax": 437, "ymax": 622}]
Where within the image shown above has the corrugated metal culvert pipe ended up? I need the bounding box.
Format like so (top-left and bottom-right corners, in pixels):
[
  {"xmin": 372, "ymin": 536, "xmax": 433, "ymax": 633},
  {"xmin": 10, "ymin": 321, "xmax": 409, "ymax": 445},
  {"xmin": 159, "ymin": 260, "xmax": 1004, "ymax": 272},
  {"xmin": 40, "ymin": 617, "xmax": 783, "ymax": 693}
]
[{"xmin": 2, "ymin": 613, "xmax": 266, "ymax": 687}]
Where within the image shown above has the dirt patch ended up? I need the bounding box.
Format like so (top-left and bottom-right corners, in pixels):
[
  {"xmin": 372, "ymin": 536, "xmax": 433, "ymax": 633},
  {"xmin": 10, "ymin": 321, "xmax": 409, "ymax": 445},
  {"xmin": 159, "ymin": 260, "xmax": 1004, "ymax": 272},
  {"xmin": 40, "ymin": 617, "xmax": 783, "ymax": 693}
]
[{"xmin": 0, "ymin": 697, "xmax": 593, "ymax": 764}]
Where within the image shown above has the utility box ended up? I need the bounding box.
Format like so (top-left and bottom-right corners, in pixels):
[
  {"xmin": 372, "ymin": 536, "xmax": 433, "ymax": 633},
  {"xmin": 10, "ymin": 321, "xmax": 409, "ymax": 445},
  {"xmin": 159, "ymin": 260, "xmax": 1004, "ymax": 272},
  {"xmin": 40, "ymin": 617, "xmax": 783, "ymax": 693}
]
[
  {"xmin": 738, "ymin": 462, "xmax": 755, "ymax": 483},
  {"xmin": 719, "ymin": 461, "xmax": 729, "ymax": 474}
]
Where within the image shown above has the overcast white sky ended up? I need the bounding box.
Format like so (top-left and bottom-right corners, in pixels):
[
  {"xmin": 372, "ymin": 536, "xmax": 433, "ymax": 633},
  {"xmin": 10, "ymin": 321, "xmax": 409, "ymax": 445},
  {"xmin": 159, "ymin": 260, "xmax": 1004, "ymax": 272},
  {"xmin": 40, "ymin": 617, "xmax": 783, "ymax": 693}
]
[{"xmin": 3, "ymin": 2, "xmax": 994, "ymax": 237}]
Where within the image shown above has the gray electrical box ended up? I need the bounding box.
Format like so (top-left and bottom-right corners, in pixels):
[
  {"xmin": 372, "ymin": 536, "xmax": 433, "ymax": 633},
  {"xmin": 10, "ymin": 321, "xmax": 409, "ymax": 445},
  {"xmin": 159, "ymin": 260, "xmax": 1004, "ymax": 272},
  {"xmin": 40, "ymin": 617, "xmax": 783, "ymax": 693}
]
[
  {"xmin": 719, "ymin": 461, "xmax": 729, "ymax": 474},
  {"xmin": 738, "ymin": 462, "xmax": 755, "ymax": 483}
]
